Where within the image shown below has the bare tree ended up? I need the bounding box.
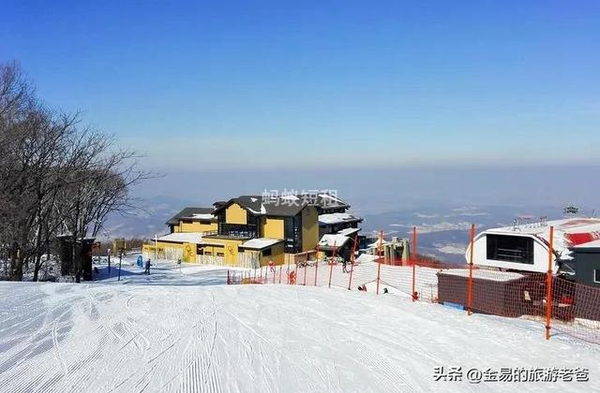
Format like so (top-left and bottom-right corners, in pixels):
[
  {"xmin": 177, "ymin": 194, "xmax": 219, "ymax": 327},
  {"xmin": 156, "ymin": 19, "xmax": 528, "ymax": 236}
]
[{"xmin": 0, "ymin": 62, "xmax": 151, "ymax": 281}]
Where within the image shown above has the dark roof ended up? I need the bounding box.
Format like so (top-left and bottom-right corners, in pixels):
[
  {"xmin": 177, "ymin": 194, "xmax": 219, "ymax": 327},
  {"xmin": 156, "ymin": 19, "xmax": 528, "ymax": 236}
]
[
  {"xmin": 165, "ymin": 207, "xmax": 216, "ymax": 225},
  {"xmin": 213, "ymin": 195, "xmax": 305, "ymax": 217},
  {"xmin": 212, "ymin": 192, "xmax": 350, "ymax": 218},
  {"xmin": 298, "ymin": 192, "xmax": 349, "ymax": 210},
  {"xmin": 242, "ymin": 195, "xmax": 305, "ymax": 217}
]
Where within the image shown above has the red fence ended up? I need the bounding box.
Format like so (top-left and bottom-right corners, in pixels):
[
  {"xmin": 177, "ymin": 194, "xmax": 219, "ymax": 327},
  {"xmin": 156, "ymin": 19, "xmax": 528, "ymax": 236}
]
[{"xmin": 227, "ymin": 226, "xmax": 600, "ymax": 346}]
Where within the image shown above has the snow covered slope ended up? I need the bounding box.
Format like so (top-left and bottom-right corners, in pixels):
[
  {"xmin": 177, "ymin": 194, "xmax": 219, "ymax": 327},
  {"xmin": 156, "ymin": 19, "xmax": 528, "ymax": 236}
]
[{"xmin": 0, "ymin": 263, "xmax": 598, "ymax": 392}]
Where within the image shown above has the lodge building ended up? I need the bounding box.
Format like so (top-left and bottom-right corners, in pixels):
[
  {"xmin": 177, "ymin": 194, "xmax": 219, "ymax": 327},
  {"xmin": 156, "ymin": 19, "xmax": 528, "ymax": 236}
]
[{"xmin": 143, "ymin": 192, "xmax": 363, "ymax": 268}]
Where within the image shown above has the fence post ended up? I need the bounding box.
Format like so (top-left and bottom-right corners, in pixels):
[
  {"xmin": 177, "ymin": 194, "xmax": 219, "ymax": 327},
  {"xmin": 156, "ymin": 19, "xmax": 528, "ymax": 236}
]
[
  {"xmin": 412, "ymin": 226, "xmax": 417, "ymax": 301},
  {"xmin": 348, "ymin": 234, "xmax": 358, "ymax": 290},
  {"xmin": 227, "ymin": 269, "xmax": 230, "ymax": 285},
  {"xmin": 329, "ymin": 241, "xmax": 337, "ymax": 288},
  {"xmin": 328, "ymin": 259, "xmax": 334, "ymax": 289},
  {"xmin": 314, "ymin": 246, "xmax": 319, "ymax": 286},
  {"xmin": 467, "ymin": 224, "xmax": 475, "ymax": 315},
  {"xmin": 294, "ymin": 259, "xmax": 299, "ymax": 285},
  {"xmin": 303, "ymin": 253, "xmax": 308, "ymax": 286},
  {"xmin": 546, "ymin": 226, "xmax": 554, "ymax": 340},
  {"xmin": 279, "ymin": 265, "xmax": 282, "ymax": 284},
  {"xmin": 376, "ymin": 231, "xmax": 383, "ymax": 294}
]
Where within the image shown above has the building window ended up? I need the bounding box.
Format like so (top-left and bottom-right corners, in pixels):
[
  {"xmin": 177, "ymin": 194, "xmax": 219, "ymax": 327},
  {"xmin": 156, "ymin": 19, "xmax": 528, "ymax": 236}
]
[
  {"xmin": 486, "ymin": 235, "xmax": 534, "ymax": 264},
  {"xmin": 284, "ymin": 215, "xmax": 302, "ymax": 253},
  {"xmin": 205, "ymin": 251, "xmax": 212, "ymax": 256},
  {"xmin": 218, "ymin": 212, "xmax": 258, "ymax": 238},
  {"xmin": 217, "ymin": 252, "xmax": 224, "ymax": 257},
  {"xmin": 594, "ymin": 269, "xmax": 600, "ymax": 284},
  {"xmin": 263, "ymin": 248, "xmax": 272, "ymax": 257}
]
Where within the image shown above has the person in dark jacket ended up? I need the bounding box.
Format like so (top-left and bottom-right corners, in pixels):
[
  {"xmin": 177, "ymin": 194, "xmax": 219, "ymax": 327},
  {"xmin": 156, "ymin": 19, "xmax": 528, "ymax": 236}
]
[{"xmin": 144, "ymin": 259, "xmax": 152, "ymax": 275}]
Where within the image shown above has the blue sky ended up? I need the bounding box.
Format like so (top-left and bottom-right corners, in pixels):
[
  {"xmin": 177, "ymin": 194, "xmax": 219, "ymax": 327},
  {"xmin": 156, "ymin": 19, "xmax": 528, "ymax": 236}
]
[{"xmin": 2, "ymin": 0, "xmax": 599, "ymax": 174}]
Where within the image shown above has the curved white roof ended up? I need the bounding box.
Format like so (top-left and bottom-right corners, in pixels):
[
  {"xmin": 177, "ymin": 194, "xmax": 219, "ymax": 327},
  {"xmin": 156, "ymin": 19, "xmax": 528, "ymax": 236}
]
[
  {"xmin": 240, "ymin": 238, "xmax": 283, "ymax": 250},
  {"xmin": 158, "ymin": 232, "xmax": 204, "ymax": 244},
  {"xmin": 478, "ymin": 218, "xmax": 600, "ymax": 251}
]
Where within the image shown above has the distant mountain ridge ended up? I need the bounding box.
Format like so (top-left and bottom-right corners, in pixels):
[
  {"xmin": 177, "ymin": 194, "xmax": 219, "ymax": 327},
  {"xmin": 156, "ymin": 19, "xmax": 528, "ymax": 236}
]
[{"xmin": 103, "ymin": 196, "xmax": 583, "ymax": 264}]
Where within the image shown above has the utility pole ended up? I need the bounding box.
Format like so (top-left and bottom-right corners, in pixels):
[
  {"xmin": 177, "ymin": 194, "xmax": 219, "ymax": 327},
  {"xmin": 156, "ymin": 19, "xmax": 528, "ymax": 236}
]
[
  {"xmin": 154, "ymin": 234, "xmax": 158, "ymax": 262},
  {"xmin": 118, "ymin": 249, "xmax": 123, "ymax": 281}
]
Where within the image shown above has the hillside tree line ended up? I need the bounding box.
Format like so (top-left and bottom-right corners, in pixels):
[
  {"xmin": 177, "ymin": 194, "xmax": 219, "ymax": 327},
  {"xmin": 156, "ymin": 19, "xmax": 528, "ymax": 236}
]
[{"xmin": 0, "ymin": 62, "xmax": 149, "ymax": 281}]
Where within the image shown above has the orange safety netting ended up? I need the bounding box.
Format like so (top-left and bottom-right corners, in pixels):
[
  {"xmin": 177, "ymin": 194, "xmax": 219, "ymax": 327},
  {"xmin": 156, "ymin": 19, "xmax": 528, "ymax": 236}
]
[{"xmin": 227, "ymin": 257, "xmax": 600, "ymax": 345}]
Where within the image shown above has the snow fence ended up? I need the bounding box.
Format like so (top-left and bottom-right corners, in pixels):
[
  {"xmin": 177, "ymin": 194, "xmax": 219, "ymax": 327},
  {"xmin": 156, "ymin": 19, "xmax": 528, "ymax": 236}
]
[{"xmin": 227, "ymin": 258, "xmax": 600, "ymax": 346}]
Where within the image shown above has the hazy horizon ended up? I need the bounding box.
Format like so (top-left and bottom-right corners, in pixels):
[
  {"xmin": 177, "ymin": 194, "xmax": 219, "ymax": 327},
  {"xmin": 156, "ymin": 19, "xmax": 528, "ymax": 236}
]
[{"xmin": 136, "ymin": 164, "xmax": 599, "ymax": 216}]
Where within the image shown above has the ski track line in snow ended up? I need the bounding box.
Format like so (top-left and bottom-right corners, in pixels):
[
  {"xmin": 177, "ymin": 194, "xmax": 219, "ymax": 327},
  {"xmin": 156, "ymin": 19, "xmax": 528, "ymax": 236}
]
[
  {"xmin": 221, "ymin": 306, "xmax": 321, "ymax": 392},
  {"xmin": 51, "ymin": 320, "xmax": 69, "ymax": 381},
  {"xmin": 161, "ymin": 292, "xmax": 224, "ymax": 393},
  {"xmin": 1, "ymin": 305, "xmax": 70, "ymax": 385},
  {"xmin": 137, "ymin": 299, "xmax": 225, "ymax": 392},
  {"xmin": 1, "ymin": 286, "xmax": 78, "ymax": 393}
]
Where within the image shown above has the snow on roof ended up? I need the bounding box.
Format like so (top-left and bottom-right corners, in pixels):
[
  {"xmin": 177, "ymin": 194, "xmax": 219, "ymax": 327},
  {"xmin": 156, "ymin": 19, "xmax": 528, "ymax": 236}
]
[
  {"xmin": 487, "ymin": 218, "xmax": 600, "ymax": 237},
  {"xmin": 367, "ymin": 238, "xmax": 392, "ymax": 248},
  {"xmin": 245, "ymin": 203, "xmax": 268, "ymax": 216},
  {"xmin": 439, "ymin": 269, "xmax": 524, "ymax": 282},
  {"xmin": 319, "ymin": 213, "xmax": 361, "ymax": 225},
  {"xmin": 158, "ymin": 232, "xmax": 204, "ymax": 244},
  {"xmin": 482, "ymin": 218, "xmax": 600, "ymax": 255},
  {"xmin": 240, "ymin": 238, "xmax": 283, "ymax": 250},
  {"xmin": 318, "ymin": 193, "xmax": 344, "ymax": 204},
  {"xmin": 319, "ymin": 234, "xmax": 350, "ymax": 248},
  {"xmin": 166, "ymin": 207, "xmax": 216, "ymax": 225},
  {"xmin": 337, "ymin": 227, "xmax": 360, "ymax": 236},
  {"xmin": 355, "ymin": 254, "xmax": 378, "ymax": 264},
  {"xmin": 190, "ymin": 213, "xmax": 216, "ymax": 220}
]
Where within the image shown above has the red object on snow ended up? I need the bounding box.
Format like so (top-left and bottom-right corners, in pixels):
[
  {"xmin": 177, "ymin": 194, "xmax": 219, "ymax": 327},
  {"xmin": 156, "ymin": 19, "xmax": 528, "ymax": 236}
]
[{"xmin": 565, "ymin": 231, "xmax": 600, "ymax": 246}]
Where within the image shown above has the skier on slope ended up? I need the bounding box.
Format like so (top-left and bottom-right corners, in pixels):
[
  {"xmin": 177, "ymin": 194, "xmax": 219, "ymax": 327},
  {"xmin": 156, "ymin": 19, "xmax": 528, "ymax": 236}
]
[
  {"xmin": 342, "ymin": 259, "xmax": 348, "ymax": 273},
  {"xmin": 144, "ymin": 259, "xmax": 152, "ymax": 275}
]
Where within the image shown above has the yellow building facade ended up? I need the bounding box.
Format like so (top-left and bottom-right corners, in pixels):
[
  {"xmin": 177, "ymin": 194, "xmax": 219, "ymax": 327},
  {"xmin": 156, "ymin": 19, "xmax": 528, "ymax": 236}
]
[
  {"xmin": 147, "ymin": 194, "xmax": 355, "ymax": 268},
  {"xmin": 172, "ymin": 220, "xmax": 217, "ymax": 233}
]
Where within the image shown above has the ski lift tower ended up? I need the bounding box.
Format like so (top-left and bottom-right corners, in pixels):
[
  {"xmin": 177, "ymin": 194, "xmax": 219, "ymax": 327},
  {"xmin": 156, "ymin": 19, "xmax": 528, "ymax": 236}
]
[{"xmin": 563, "ymin": 204, "xmax": 579, "ymax": 217}]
